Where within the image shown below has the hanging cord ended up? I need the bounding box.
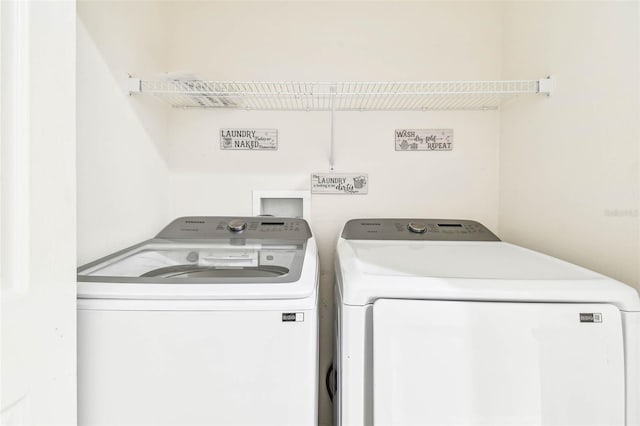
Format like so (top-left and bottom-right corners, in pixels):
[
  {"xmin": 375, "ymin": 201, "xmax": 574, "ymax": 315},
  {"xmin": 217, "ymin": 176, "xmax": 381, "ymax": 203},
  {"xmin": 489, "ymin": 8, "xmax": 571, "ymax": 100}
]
[{"xmin": 329, "ymin": 84, "xmax": 336, "ymax": 170}]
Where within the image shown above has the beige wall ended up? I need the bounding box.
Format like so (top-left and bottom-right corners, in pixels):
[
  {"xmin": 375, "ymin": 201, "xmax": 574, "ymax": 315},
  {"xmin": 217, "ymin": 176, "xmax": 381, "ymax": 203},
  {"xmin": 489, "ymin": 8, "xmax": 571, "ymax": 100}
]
[
  {"xmin": 500, "ymin": 1, "xmax": 640, "ymax": 289},
  {"xmin": 166, "ymin": 1, "xmax": 502, "ymax": 81},
  {"xmin": 77, "ymin": 1, "xmax": 171, "ymax": 264},
  {"xmin": 76, "ymin": 2, "xmax": 640, "ymax": 426}
]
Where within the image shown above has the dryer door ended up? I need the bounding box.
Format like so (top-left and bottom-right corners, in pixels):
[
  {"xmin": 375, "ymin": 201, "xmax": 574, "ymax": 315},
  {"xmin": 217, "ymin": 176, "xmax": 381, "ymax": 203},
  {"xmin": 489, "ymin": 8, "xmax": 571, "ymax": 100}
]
[{"xmin": 373, "ymin": 299, "xmax": 624, "ymax": 426}]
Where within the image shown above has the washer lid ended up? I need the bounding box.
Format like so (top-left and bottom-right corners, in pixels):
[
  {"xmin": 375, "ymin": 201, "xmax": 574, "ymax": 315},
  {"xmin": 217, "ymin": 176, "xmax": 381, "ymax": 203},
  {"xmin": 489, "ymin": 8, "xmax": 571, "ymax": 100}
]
[
  {"xmin": 77, "ymin": 217, "xmax": 317, "ymax": 300},
  {"xmin": 337, "ymin": 239, "xmax": 640, "ymax": 311}
]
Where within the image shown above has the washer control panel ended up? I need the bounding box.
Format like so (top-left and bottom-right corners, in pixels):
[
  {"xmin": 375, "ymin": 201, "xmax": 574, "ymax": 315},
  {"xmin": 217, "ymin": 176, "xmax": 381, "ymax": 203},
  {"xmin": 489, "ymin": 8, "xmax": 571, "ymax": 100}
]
[
  {"xmin": 341, "ymin": 219, "xmax": 500, "ymax": 241},
  {"xmin": 157, "ymin": 216, "xmax": 312, "ymax": 240}
]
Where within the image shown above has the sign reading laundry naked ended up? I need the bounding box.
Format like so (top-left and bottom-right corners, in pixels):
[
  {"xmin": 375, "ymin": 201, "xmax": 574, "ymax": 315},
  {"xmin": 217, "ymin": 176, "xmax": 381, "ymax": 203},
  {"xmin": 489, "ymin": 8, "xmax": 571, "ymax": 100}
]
[
  {"xmin": 395, "ymin": 129, "xmax": 453, "ymax": 151},
  {"xmin": 220, "ymin": 128, "xmax": 278, "ymax": 150},
  {"xmin": 311, "ymin": 173, "xmax": 368, "ymax": 195}
]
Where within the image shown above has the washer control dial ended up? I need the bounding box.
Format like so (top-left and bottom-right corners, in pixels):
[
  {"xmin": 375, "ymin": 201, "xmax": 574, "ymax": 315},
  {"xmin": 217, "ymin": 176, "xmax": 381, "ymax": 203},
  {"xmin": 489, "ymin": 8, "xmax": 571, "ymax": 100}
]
[
  {"xmin": 408, "ymin": 222, "xmax": 427, "ymax": 234},
  {"xmin": 228, "ymin": 219, "xmax": 247, "ymax": 233}
]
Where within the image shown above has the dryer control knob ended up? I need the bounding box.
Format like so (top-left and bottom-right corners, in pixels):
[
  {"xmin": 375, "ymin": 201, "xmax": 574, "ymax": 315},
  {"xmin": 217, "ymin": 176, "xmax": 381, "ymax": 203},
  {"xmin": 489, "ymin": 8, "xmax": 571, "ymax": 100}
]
[
  {"xmin": 408, "ymin": 222, "xmax": 427, "ymax": 234},
  {"xmin": 228, "ymin": 219, "xmax": 247, "ymax": 233}
]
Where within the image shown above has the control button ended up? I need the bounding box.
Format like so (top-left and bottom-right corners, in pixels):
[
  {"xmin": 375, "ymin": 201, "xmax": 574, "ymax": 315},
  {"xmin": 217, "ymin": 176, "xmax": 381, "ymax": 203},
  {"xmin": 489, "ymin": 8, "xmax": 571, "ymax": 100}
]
[
  {"xmin": 228, "ymin": 219, "xmax": 247, "ymax": 233},
  {"xmin": 408, "ymin": 222, "xmax": 427, "ymax": 234},
  {"xmin": 186, "ymin": 251, "xmax": 199, "ymax": 263}
]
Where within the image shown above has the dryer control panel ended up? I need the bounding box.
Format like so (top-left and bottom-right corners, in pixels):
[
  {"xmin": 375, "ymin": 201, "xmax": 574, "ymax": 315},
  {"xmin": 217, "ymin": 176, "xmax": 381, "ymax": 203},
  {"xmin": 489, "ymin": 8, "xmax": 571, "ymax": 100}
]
[{"xmin": 341, "ymin": 219, "xmax": 500, "ymax": 241}]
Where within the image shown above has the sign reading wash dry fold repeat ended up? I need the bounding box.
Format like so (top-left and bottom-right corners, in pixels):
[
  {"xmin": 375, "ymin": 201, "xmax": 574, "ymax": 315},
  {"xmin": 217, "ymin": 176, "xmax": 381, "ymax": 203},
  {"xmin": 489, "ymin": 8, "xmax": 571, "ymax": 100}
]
[
  {"xmin": 395, "ymin": 129, "xmax": 453, "ymax": 151},
  {"xmin": 311, "ymin": 173, "xmax": 368, "ymax": 195},
  {"xmin": 220, "ymin": 128, "xmax": 278, "ymax": 150}
]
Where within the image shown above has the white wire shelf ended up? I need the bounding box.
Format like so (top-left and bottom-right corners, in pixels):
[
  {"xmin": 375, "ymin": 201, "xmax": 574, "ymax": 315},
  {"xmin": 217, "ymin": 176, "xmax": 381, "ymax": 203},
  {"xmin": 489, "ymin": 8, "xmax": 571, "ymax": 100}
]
[{"xmin": 129, "ymin": 78, "xmax": 552, "ymax": 111}]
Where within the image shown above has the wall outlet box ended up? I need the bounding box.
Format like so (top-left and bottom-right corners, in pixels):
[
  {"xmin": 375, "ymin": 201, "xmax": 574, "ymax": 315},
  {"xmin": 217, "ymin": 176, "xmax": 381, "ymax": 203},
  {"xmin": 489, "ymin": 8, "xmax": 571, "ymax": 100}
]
[{"xmin": 252, "ymin": 190, "xmax": 311, "ymax": 221}]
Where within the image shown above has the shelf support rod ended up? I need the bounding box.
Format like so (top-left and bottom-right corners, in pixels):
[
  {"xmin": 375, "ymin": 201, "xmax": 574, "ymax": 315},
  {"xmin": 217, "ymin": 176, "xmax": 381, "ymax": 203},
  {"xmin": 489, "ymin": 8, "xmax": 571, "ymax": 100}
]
[
  {"xmin": 538, "ymin": 76, "xmax": 554, "ymax": 96},
  {"xmin": 329, "ymin": 84, "xmax": 337, "ymax": 170},
  {"xmin": 127, "ymin": 75, "xmax": 142, "ymax": 95}
]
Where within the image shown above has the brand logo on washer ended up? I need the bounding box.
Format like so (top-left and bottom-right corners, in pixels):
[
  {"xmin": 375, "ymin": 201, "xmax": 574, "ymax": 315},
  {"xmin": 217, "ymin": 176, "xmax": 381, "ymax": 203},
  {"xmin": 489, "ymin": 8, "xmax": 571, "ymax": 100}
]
[
  {"xmin": 282, "ymin": 312, "xmax": 304, "ymax": 322},
  {"xmin": 580, "ymin": 313, "xmax": 603, "ymax": 323}
]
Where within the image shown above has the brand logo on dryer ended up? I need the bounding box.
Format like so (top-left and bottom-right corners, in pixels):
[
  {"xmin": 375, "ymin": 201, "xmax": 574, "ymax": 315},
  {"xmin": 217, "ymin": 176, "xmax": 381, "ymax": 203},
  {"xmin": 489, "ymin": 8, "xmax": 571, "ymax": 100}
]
[{"xmin": 282, "ymin": 312, "xmax": 304, "ymax": 322}]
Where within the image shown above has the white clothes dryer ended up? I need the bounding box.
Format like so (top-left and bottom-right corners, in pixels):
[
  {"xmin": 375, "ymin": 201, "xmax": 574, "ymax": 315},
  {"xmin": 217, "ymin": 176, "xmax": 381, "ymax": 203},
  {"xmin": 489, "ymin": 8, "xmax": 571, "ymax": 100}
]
[
  {"xmin": 78, "ymin": 216, "xmax": 318, "ymax": 426},
  {"xmin": 333, "ymin": 218, "xmax": 640, "ymax": 426}
]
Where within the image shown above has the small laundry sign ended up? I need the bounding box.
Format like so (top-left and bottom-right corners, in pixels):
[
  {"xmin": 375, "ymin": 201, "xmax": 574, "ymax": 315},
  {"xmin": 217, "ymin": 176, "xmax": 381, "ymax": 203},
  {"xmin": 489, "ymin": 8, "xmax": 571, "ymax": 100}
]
[
  {"xmin": 220, "ymin": 128, "xmax": 278, "ymax": 150},
  {"xmin": 311, "ymin": 173, "xmax": 368, "ymax": 195},
  {"xmin": 395, "ymin": 129, "xmax": 453, "ymax": 151}
]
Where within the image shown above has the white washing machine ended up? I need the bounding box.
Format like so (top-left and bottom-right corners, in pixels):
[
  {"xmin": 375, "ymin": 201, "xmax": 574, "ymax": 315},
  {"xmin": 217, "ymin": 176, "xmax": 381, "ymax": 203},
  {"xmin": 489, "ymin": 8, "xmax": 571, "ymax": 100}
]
[
  {"xmin": 78, "ymin": 216, "xmax": 318, "ymax": 426},
  {"xmin": 334, "ymin": 218, "xmax": 640, "ymax": 426}
]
